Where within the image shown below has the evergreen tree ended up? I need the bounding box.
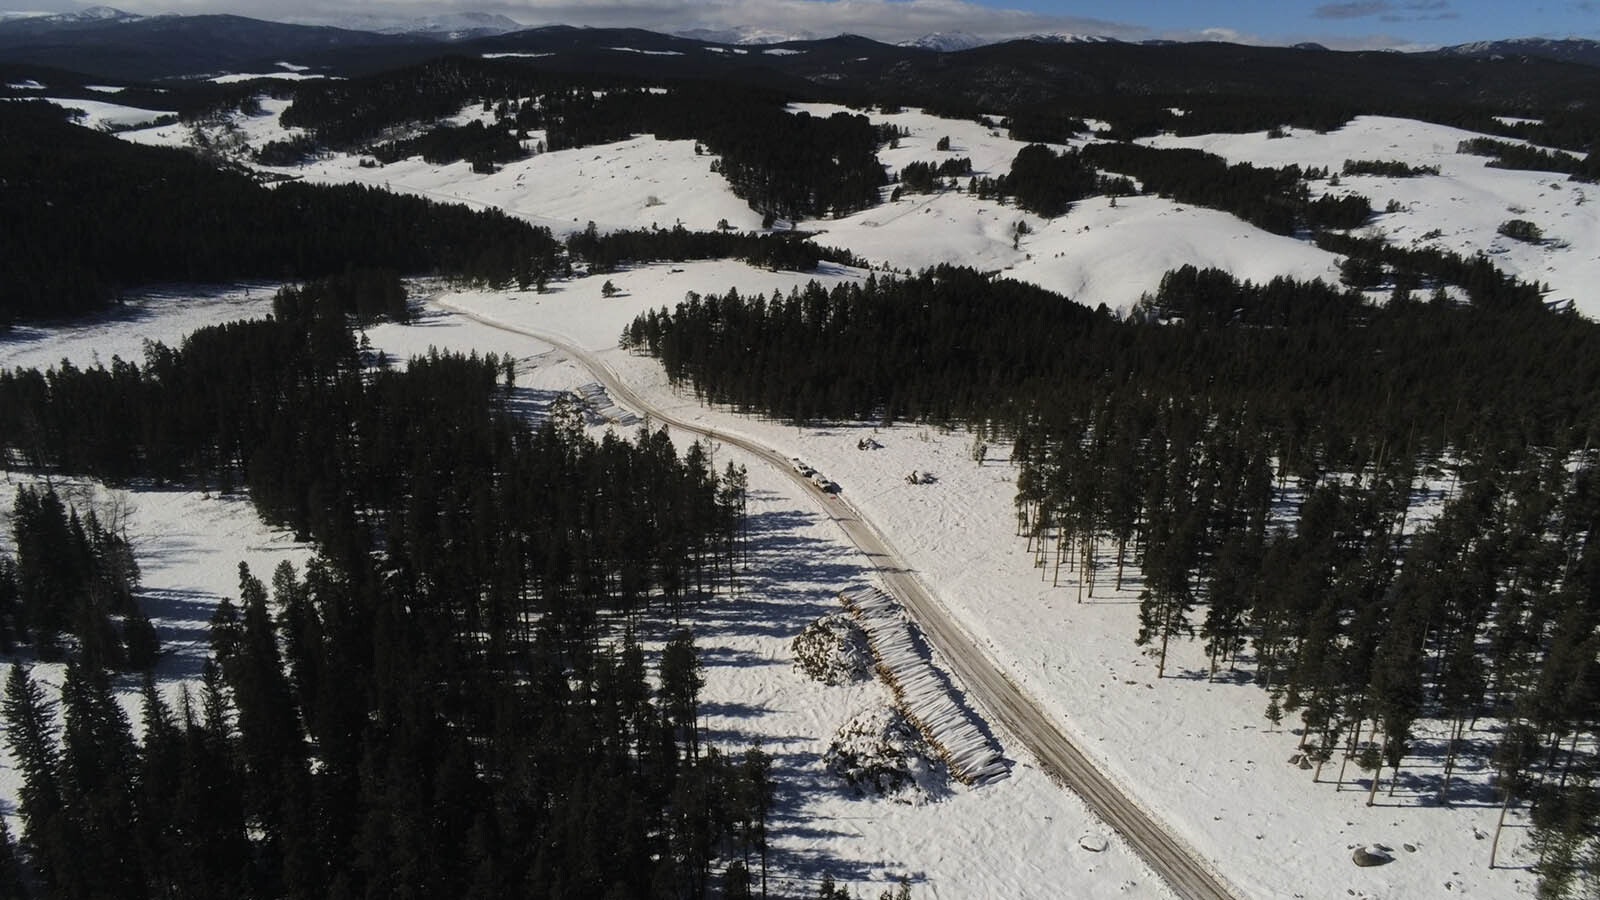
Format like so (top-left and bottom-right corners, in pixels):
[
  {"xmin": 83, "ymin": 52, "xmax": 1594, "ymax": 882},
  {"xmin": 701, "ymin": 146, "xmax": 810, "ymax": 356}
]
[
  {"xmin": 58, "ymin": 659, "xmax": 146, "ymax": 899},
  {"xmin": 1, "ymin": 664, "xmax": 65, "ymax": 893}
]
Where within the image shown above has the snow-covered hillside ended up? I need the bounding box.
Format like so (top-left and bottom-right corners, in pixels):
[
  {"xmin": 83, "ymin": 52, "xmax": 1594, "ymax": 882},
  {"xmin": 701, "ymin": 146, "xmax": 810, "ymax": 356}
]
[
  {"xmin": 121, "ymin": 100, "xmax": 766, "ymax": 237},
  {"xmin": 1143, "ymin": 117, "xmax": 1600, "ymax": 315},
  {"xmin": 24, "ymin": 95, "xmax": 170, "ymax": 130},
  {"xmin": 3, "ymin": 91, "xmax": 1584, "ymax": 898},
  {"xmin": 103, "ymin": 94, "xmax": 1593, "ymax": 316},
  {"xmin": 796, "ymin": 103, "xmax": 1345, "ymax": 312}
]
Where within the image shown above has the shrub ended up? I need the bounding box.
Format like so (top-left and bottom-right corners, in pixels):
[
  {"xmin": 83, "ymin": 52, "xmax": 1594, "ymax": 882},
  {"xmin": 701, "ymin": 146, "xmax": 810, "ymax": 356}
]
[{"xmin": 1498, "ymin": 218, "xmax": 1545, "ymax": 244}]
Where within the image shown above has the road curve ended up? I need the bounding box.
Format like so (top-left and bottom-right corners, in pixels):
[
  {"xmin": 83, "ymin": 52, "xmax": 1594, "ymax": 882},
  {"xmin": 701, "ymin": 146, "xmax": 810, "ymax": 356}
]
[{"xmin": 435, "ymin": 298, "xmax": 1243, "ymax": 900}]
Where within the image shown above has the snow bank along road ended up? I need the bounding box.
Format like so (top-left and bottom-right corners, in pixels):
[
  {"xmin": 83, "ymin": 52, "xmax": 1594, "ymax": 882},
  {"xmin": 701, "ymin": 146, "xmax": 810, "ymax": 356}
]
[{"xmin": 434, "ymin": 298, "xmax": 1241, "ymax": 900}]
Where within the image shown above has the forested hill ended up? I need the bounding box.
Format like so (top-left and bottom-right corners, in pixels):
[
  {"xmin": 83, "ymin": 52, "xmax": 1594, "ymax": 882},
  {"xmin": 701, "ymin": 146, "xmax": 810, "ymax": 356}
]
[
  {"xmin": 0, "ymin": 102, "xmax": 561, "ymax": 326},
  {"xmin": 8, "ymin": 17, "xmax": 1600, "ymax": 125},
  {"xmin": 277, "ymin": 65, "xmax": 887, "ymax": 222}
]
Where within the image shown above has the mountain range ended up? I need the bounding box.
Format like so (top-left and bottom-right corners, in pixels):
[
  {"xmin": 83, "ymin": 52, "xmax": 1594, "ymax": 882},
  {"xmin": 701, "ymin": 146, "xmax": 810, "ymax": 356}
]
[{"xmin": 2, "ymin": 6, "xmax": 1599, "ymax": 97}]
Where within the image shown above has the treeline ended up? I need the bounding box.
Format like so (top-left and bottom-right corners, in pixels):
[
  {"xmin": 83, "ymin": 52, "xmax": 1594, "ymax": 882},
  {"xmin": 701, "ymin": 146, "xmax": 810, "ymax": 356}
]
[
  {"xmin": 997, "ymin": 90, "xmax": 1600, "ymax": 160},
  {"xmin": 897, "ymin": 158, "xmax": 972, "ymax": 195},
  {"xmin": 368, "ymin": 119, "xmax": 527, "ymax": 171},
  {"xmin": 625, "ymin": 257, "xmax": 1600, "ymax": 896},
  {"xmin": 254, "ymin": 134, "xmax": 319, "ymax": 167},
  {"xmin": 1077, "ymin": 143, "xmax": 1371, "ymax": 235},
  {"xmin": 1314, "ymin": 230, "xmax": 1545, "ymax": 313},
  {"xmin": 0, "ymin": 102, "xmax": 562, "ymax": 327},
  {"xmin": 623, "ymin": 264, "xmax": 1600, "ymax": 450},
  {"xmin": 538, "ymin": 85, "xmax": 886, "ymax": 221},
  {"xmin": 908, "ymin": 144, "xmax": 1133, "ymax": 218},
  {"xmin": 280, "ymin": 62, "xmax": 887, "ymax": 222},
  {"xmin": 1001, "ymin": 112, "xmax": 1090, "ymax": 144},
  {"xmin": 1035, "ymin": 94, "xmax": 1361, "ymax": 143},
  {"xmin": 271, "ymin": 268, "xmax": 411, "ymax": 325},
  {"xmin": 2, "ymin": 95, "xmax": 881, "ymax": 330},
  {"xmin": 1341, "ymin": 158, "xmax": 1440, "ymax": 178},
  {"xmin": 0, "ymin": 273, "xmax": 789, "ymax": 898},
  {"xmin": 567, "ymin": 222, "xmax": 865, "ymax": 275},
  {"xmin": 276, "ymin": 58, "xmax": 569, "ymax": 148},
  {"xmin": 1488, "ymin": 111, "xmax": 1600, "ymax": 158},
  {"xmin": 1456, "ymin": 137, "xmax": 1598, "ymax": 181},
  {"xmin": 623, "ymin": 268, "xmax": 1104, "ymax": 423},
  {"xmin": 990, "ymin": 144, "xmax": 1133, "ymax": 217}
]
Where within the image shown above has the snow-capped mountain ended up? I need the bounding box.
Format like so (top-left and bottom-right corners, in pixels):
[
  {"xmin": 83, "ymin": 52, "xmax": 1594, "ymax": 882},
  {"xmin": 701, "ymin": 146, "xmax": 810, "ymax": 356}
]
[
  {"xmin": 671, "ymin": 26, "xmax": 819, "ymax": 46},
  {"xmin": 893, "ymin": 31, "xmax": 1124, "ymax": 51},
  {"xmin": 1022, "ymin": 32, "xmax": 1122, "ymax": 45},
  {"xmin": 301, "ymin": 11, "xmax": 523, "ymax": 41},
  {"xmin": 0, "ymin": 5, "xmax": 142, "ymax": 28},
  {"xmin": 1436, "ymin": 37, "xmax": 1600, "ymax": 69},
  {"xmin": 898, "ymin": 32, "xmax": 986, "ymax": 52},
  {"xmin": 36, "ymin": 5, "xmax": 141, "ymax": 24}
]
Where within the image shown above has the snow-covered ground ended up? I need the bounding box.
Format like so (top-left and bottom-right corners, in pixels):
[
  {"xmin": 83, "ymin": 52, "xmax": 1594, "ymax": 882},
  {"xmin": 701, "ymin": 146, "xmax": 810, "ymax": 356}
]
[
  {"xmin": 0, "ymin": 472, "xmax": 314, "ymax": 815},
  {"xmin": 111, "ymin": 98, "xmax": 1345, "ymax": 309},
  {"xmin": 0, "ymin": 282, "xmax": 280, "ymax": 372},
  {"xmin": 17, "ymin": 95, "xmax": 171, "ymax": 130},
  {"xmin": 1143, "ymin": 116, "xmax": 1600, "ymax": 316},
  {"xmin": 0, "ymin": 262, "xmax": 1538, "ymax": 900},
  {"xmin": 122, "ymin": 102, "xmax": 766, "ymax": 237},
  {"xmin": 441, "ymin": 261, "xmax": 1543, "ymax": 899},
  {"xmin": 0, "ymin": 281, "xmax": 1164, "ymax": 899},
  {"xmin": 2, "ymin": 94, "xmax": 1575, "ymax": 897},
  {"xmin": 208, "ymin": 71, "xmax": 331, "ymax": 84},
  {"xmin": 108, "ymin": 96, "xmax": 1593, "ymax": 318}
]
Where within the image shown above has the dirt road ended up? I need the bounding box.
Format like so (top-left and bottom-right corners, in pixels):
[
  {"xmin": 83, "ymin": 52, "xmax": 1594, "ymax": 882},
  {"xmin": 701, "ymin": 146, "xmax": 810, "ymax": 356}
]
[{"xmin": 436, "ymin": 299, "xmax": 1242, "ymax": 900}]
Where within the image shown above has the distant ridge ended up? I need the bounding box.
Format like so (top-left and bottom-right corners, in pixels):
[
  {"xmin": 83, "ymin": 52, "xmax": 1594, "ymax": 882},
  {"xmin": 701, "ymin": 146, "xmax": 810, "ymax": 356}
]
[
  {"xmin": 899, "ymin": 32, "xmax": 986, "ymax": 52},
  {"xmin": 298, "ymin": 11, "xmax": 524, "ymax": 41},
  {"xmin": 898, "ymin": 32, "xmax": 1122, "ymax": 51},
  {"xmin": 0, "ymin": 12, "xmax": 427, "ymax": 81},
  {"xmin": 0, "ymin": 5, "xmax": 143, "ymax": 32},
  {"xmin": 671, "ymin": 25, "xmax": 819, "ymax": 45},
  {"xmin": 1023, "ymin": 32, "xmax": 1122, "ymax": 45},
  {"xmin": 1434, "ymin": 37, "xmax": 1600, "ymax": 69},
  {"xmin": 3, "ymin": 10, "xmax": 1600, "ymax": 117}
]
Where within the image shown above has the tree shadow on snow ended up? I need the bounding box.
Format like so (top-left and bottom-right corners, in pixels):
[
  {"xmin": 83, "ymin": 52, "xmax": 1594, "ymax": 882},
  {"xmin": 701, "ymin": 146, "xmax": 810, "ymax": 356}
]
[{"xmin": 500, "ymin": 386, "xmax": 567, "ymax": 424}]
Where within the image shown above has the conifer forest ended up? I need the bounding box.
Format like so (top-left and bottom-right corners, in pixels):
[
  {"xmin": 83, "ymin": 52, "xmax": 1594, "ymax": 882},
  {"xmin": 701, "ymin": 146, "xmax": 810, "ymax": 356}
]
[{"xmin": 6, "ymin": 18, "xmax": 1600, "ymax": 900}]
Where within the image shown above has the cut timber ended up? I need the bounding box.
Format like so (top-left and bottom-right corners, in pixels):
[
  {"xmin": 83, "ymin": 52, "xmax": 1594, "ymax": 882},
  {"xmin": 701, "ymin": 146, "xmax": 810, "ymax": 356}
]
[
  {"xmin": 573, "ymin": 381, "xmax": 640, "ymax": 426},
  {"xmin": 841, "ymin": 588, "xmax": 1009, "ymax": 785}
]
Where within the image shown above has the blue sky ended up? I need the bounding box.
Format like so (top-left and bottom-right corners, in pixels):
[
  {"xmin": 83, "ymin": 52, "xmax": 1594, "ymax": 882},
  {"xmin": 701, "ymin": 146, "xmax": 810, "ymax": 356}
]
[
  {"xmin": 998, "ymin": 0, "xmax": 1600, "ymax": 46},
  {"xmin": 7, "ymin": 1, "xmax": 1599, "ymax": 49}
]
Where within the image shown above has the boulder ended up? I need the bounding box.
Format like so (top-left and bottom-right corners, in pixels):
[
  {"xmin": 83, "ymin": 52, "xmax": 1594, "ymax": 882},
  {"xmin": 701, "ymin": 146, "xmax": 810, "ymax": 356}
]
[{"xmin": 1352, "ymin": 845, "xmax": 1393, "ymax": 867}]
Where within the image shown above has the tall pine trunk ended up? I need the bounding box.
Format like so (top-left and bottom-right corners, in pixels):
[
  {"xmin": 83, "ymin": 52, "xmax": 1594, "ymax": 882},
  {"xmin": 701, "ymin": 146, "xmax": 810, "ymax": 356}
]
[
  {"xmin": 1490, "ymin": 787, "xmax": 1513, "ymax": 868},
  {"xmin": 1439, "ymin": 717, "xmax": 1463, "ymax": 803}
]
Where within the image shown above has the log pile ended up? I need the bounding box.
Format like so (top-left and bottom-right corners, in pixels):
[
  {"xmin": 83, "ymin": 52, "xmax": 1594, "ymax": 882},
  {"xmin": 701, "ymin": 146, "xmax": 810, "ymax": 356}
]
[{"xmin": 841, "ymin": 588, "xmax": 1008, "ymax": 785}]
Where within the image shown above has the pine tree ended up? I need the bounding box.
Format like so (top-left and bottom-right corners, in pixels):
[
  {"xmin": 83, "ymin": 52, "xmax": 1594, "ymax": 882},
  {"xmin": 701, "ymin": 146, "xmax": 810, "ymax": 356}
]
[
  {"xmin": 135, "ymin": 674, "xmax": 182, "ymax": 899},
  {"xmin": 743, "ymin": 742, "xmax": 773, "ymax": 898},
  {"xmin": 59, "ymin": 659, "xmax": 146, "ymax": 899},
  {"xmin": 1, "ymin": 664, "xmax": 66, "ymax": 891},
  {"xmin": 660, "ymin": 629, "xmax": 705, "ymax": 760}
]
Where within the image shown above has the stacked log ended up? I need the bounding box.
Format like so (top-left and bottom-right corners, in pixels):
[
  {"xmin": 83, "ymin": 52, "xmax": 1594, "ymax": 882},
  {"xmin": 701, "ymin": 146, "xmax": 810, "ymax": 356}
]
[
  {"xmin": 841, "ymin": 588, "xmax": 1008, "ymax": 785},
  {"xmin": 575, "ymin": 381, "xmax": 640, "ymax": 426}
]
